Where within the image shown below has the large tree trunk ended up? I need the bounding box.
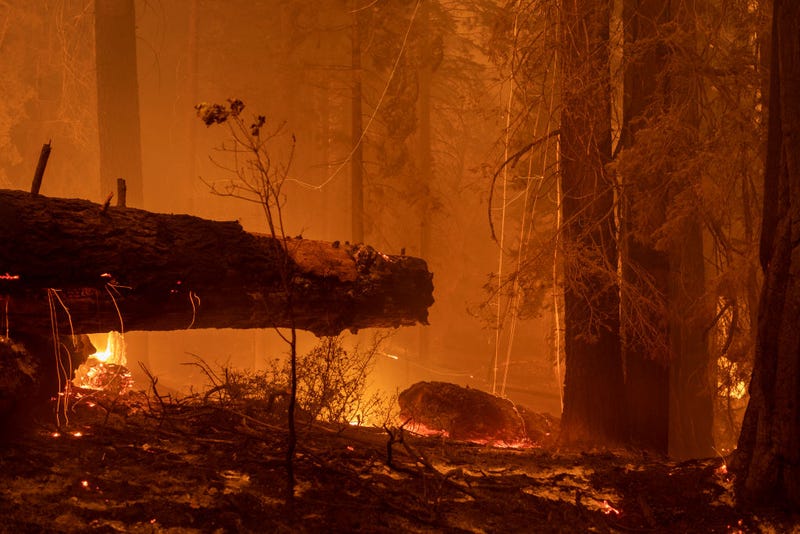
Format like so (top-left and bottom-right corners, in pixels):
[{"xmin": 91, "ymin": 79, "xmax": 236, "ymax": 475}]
[
  {"xmin": 619, "ymin": 0, "xmax": 670, "ymax": 454},
  {"xmin": 558, "ymin": 0, "xmax": 626, "ymax": 446},
  {"xmin": 734, "ymin": 0, "xmax": 800, "ymax": 508},
  {"xmin": 619, "ymin": 0, "xmax": 714, "ymax": 458},
  {"xmin": 0, "ymin": 189, "xmax": 434, "ymax": 338},
  {"xmin": 95, "ymin": 0, "xmax": 144, "ymax": 205},
  {"xmin": 668, "ymin": 217, "xmax": 714, "ymax": 459},
  {"xmin": 664, "ymin": 0, "xmax": 714, "ymax": 460}
]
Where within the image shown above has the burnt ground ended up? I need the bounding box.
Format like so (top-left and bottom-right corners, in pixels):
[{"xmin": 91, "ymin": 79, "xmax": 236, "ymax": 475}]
[{"xmin": 1, "ymin": 391, "xmax": 798, "ymax": 534}]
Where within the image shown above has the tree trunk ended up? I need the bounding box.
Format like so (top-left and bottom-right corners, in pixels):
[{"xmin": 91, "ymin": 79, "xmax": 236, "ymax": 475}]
[
  {"xmin": 416, "ymin": 0, "xmax": 434, "ymax": 367},
  {"xmin": 350, "ymin": 2, "xmax": 364, "ymax": 243},
  {"xmin": 664, "ymin": 0, "xmax": 714, "ymax": 460},
  {"xmin": 559, "ymin": 0, "xmax": 626, "ymax": 446},
  {"xmin": 0, "ymin": 189, "xmax": 434, "ymax": 338},
  {"xmin": 734, "ymin": 0, "xmax": 800, "ymax": 508},
  {"xmin": 94, "ymin": 0, "xmax": 144, "ymax": 206},
  {"xmin": 619, "ymin": 0, "xmax": 670, "ymax": 454},
  {"xmin": 668, "ymin": 217, "xmax": 714, "ymax": 459}
]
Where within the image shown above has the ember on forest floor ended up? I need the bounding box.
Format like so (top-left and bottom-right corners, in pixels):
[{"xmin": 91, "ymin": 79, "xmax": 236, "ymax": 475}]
[{"xmin": 0, "ymin": 391, "xmax": 797, "ymax": 533}]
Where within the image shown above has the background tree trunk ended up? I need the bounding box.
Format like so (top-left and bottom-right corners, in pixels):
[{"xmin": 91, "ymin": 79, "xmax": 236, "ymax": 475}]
[
  {"xmin": 416, "ymin": 0, "xmax": 434, "ymax": 368},
  {"xmin": 94, "ymin": 0, "xmax": 144, "ymax": 205},
  {"xmin": 350, "ymin": 2, "xmax": 364, "ymax": 243},
  {"xmin": 619, "ymin": 0, "xmax": 670, "ymax": 454},
  {"xmin": 559, "ymin": 0, "xmax": 626, "ymax": 446},
  {"xmin": 665, "ymin": 0, "xmax": 714, "ymax": 460},
  {"xmin": 734, "ymin": 0, "xmax": 800, "ymax": 508}
]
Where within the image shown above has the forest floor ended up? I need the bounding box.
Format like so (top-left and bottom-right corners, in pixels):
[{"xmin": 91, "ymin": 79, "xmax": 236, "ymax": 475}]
[{"xmin": 1, "ymin": 389, "xmax": 798, "ymax": 534}]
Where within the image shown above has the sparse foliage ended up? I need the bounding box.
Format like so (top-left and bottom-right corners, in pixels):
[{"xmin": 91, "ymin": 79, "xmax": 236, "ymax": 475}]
[
  {"xmin": 188, "ymin": 333, "xmax": 392, "ymax": 430},
  {"xmin": 196, "ymin": 98, "xmax": 299, "ymax": 501}
]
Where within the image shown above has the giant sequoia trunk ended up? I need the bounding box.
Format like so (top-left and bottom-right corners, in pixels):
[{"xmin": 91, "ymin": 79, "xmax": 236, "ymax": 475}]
[
  {"xmin": 558, "ymin": 0, "xmax": 626, "ymax": 446},
  {"xmin": 734, "ymin": 0, "xmax": 800, "ymax": 508},
  {"xmin": 0, "ymin": 189, "xmax": 434, "ymax": 339}
]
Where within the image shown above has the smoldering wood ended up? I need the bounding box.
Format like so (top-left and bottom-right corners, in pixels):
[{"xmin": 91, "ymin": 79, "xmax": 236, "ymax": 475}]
[
  {"xmin": 0, "ymin": 189, "xmax": 434, "ymax": 338},
  {"xmin": 398, "ymin": 381, "xmax": 558, "ymax": 445},
  {"xmin": 116, "ymin": 178, "xmax": 127, "ymax": 207}
]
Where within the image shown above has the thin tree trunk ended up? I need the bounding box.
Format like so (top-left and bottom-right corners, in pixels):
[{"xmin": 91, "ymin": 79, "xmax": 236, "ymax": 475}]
[
  {"xmin": 94, "ymin": 0, "xmax": 143, "ymax": 206},
  {"xmin": 559, "ymin": 0, "xmax": 626, "ymax": 446}
]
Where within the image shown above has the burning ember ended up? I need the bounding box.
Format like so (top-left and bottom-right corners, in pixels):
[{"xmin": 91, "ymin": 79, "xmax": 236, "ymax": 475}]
[
  {"xmin": 72, "ymin": 331, "xmax": 133, "ymax": 395},
  {"xmin": 601, "ymin": 500, "xmax": 621, "ymax": 515}
]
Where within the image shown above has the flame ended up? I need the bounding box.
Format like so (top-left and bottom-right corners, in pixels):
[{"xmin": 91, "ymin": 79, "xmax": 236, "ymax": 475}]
[
  {"xmin": 88, "ymin": 331, "xmax": 127, "ymax": 365},
  {"xmin": 73, "ymin": 331, "xmax": 133, "ymax": 394}
]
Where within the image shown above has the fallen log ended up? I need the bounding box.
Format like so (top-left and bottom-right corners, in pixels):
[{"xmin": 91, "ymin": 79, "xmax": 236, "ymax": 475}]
[
  {"xmin": 0, "ymin": 189, "xmax": 434, "ymax": 338},
  {"xmin": 398, "ymin": 381, "xmax": 559, "ymax": 446}
]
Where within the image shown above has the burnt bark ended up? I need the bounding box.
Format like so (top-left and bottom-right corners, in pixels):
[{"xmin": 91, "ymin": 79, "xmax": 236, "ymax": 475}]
[
  {"xmin": 734, "ymin": 0, "xmax": 800, "ymax": 508},
  {"xmin": 558, "ymin": 0, "xmax": 626, "ymax": 446},
  {"xmin": 0, "ymin": 189, "xmax": 434, "ymax": 338}
]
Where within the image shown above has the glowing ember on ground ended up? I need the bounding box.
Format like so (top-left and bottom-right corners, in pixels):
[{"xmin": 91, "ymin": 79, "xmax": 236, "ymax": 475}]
[
  {"xmin": 72, "ymin": 431, "xmax": 83, "ymax": 438},
  {"xmin": 80, "ymin": 480, "xmax": 89, "ymax": 489},
  {"xmin": 601, "ymin": 500, "xmax": 621, "ymax": 515},
  {"xmin": 403, "ymin": 421, "xmax": 537, "ymax": 449}
]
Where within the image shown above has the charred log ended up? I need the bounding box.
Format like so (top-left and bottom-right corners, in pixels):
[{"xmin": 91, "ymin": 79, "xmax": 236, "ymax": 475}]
[
  {"xmin": 398, "ymin": 381, "xmax": 558, "ymax": 445},
  {"xmin": 0, "ymin": 189, "xmax": 434, "ymax": 338}
]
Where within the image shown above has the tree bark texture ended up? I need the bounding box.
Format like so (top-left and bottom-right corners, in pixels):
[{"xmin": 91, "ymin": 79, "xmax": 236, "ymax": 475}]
[
  {"xmin": 0, "ymin": 189, "xmax": 434, "ymax": 338},
  {"xmin": 734, "ymin": 0, "xmax": 800, "ymax": 508},
  {"xmin": 559, "ymin": 0, "xmax": 626, "ymax": 446},
  {"xmin": 620, "ymin": 0, "xmax": 670, "ymax": 454}
]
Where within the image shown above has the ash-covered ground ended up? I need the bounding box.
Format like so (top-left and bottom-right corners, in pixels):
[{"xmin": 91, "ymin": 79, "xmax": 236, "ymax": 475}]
[{"xmin": 1, "ymin": 389, "xmax": 797, "ymax": 533}]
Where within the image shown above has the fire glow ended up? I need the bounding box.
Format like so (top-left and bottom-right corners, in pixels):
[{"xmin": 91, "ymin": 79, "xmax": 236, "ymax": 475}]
[
  {"xmin": 404, "ymin": 421, "xmax": 536, "ymax": 449},
  {"xmin": 88, "ymin": 331, "xmax": 127, "ymax": 364},
  {"xmin": 601, "ymin": 500, "xmax": 621, "ymax": 515},
  {"xmin": 72, "ymin": 331, "xmax": 133, "ymax": 394}
]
